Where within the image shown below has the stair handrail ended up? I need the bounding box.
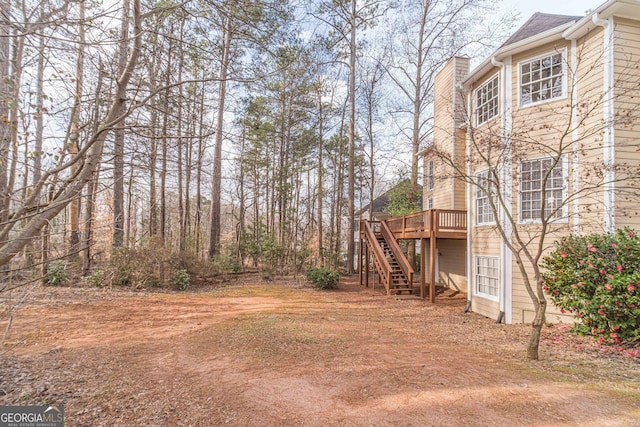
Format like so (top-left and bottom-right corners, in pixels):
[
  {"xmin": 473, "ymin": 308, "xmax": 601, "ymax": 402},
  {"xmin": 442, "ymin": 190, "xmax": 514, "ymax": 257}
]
[
  {"xmin": 380, "ymin": 220, "xmax": 415, "ymax": 286},
  {"xmin": 361, "ymin": 220, "xmax": 393, "ymax": 292}
]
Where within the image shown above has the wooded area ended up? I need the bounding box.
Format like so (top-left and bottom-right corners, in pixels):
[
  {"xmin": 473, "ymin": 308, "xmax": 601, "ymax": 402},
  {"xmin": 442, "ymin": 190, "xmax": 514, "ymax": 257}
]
[{"xmin": 0, "ymin": 0, "xmax": 508, "ymax": 283}]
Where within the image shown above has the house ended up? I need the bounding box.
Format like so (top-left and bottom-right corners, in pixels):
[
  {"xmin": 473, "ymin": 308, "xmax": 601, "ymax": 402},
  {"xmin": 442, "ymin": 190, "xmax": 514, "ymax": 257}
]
[
  {"xmin": 420, "ymin": 0, "xmax": 640, "ymax": 324},
  {"xmin": 360, "ymin": 0, "xmax": 640, "ymax": 324}
]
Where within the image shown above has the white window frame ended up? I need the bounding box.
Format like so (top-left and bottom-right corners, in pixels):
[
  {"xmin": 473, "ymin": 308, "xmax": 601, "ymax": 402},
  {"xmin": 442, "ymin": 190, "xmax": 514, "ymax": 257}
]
[
  {"xmin": 426, "ymin": 159, "xmax": 434, "ymax": 191},
  {"xmin": 518, "ymin": 156, "xmax": 568, "ymax": 224},
  {"xmin": 475, "ymin": 170, "xmax": 496, "ymax": 226},
  {"xmin": 518, "ymin": 49, "xmax": 567, "ymax": 107},
  {"xmin": 426, "ymin": 197, "xmax": 433, "ymax": 209},
  {"xmin": 474, "ymin": 73, "xmax": 499, "ymax": 126},
  {"xmin": 475, "ymin": 255, "xmax": 500, "ymax": 300}
]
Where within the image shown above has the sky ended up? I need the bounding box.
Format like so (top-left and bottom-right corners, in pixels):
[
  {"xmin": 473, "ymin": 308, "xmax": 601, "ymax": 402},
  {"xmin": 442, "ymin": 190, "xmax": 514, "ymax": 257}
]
[{"xmin": 503, "ymin": 0, "xmax": 608, "ymax": 27}]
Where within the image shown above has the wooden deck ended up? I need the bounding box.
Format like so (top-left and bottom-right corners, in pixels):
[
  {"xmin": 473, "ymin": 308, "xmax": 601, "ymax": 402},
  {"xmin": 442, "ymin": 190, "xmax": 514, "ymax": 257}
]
[
  {"xmin": 359, "ymin": 209, "xmax": 467, "ymax": 303},
  {"xmin": 384, "ymin": 209, "xmax": 466, "ymax": 240}
]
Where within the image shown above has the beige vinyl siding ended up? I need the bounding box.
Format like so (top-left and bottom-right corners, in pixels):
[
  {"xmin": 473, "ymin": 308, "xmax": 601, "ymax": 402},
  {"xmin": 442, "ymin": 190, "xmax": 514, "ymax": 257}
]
[
  {"xmin": 574, "ymin": 27, "xmax": 608, "ymax": 233},
  {"xmin": 429, "ymin": 57, "xmax": 470, "ymax": 210},
  {"xmin": 613, "ymin": 18, "xmax": 640, "ymax": 230},
  {"xmin": 508, "ymin": 224, "xmax": 573, "ymax": 324},
  {"xmin": 432, "ymin": 158, "xmax": 453, "ymax": 209},
  {"xmin": 435, "ymin": 239, "xmax": 467, "ymax": 292},
  {"xmin": 453, "ymin": 128, "xmax": 467, "ymax": 209}
]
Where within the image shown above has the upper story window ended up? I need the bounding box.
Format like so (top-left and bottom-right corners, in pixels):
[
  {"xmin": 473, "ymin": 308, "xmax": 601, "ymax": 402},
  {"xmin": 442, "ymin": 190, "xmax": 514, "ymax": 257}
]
[
  {"xmin": 475, "ymin": 170, "xmax": 495, "ymax": 226},
  {"xmin": 426, "ymin": 159, "xmax": 434, "ymax": 191},
  {"xmin": 475, "ymin": 74, "xmax": 499, "ymax": 125},
  {"xmin": 519, "ymin": 157, "xmax": 566, "ymax": 222},
  {"xmin": 519, "ymin": 51, "xmax": 565, "ymax": 106}
]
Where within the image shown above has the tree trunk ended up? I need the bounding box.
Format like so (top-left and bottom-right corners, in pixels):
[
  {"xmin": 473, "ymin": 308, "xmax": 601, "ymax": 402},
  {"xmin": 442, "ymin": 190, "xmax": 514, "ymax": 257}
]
[
  {"xmin": 0, "ymin": 0, "xmax": 143, "ymax": 268},
  {"xmin": 195, "ymin": 77, "xmax": 205, "ymax": 256},
  {"xmin": 317, "ymin": 89, "xmax": 324, "ymax": 267},
  {"xmin": 0, "ymin": 0, "xmax": 11, "ymax": 227},
  {"xmin": 160, "ymin": 32, "xmax": 172, "ymax": 245},
  {"xmin": 112, "ymin": 0, "xmax": 131, "ymax": 249},
  {"xmin": 208, "ymin": 15, "xmax": 232, "ymax": 259},
  {"xmin": 68, "ymin": 0, "xmax": 86, "ymax": 258},
  {"xmin": 346, "ymin": 0, "xmax": 357, "ymax": 274}
]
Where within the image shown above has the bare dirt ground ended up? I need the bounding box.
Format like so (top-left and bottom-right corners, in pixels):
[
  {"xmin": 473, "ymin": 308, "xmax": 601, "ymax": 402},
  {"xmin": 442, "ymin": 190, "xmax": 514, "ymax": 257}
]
[{"xmin": 1, "ymin": 275, "xmax": 639, "ymax": 426}]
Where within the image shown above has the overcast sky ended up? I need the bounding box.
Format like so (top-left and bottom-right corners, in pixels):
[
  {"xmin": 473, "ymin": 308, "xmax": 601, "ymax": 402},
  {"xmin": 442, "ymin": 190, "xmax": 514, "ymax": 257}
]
[{"xmin": 503, "ymin": 0, "xmax": 606, "ymax": 27}]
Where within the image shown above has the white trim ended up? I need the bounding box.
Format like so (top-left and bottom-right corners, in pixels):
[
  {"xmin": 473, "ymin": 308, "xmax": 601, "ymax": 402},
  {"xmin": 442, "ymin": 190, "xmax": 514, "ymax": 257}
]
[
  {"xmin": 517, "ymin": 48, "xmax": 568, "ymax": 108},
  {"xmin": 474, "ymin": 255, "xmax": 500, "ymax": 301},
  {"xmin": 474, "ymin": 169, "xmax": 495, "ymax": 226},
  {"xmin": 501, "ymin": 57, "xmax": 513, "ymax": 324},
  {"xmin": 474, "ymin": 72, "xmax": 500, "ymax": 126},
  {"xmin": 426, "ymin": 197, "xmax": 433, "ymax": 210},
  {"xmin": 426, "ymin": 159, "xmax": 434, "ymax": 191},
  {"xmin": 466, "ymin": 90, "xmax": 473, "ymax": 306},
  {"xmin": 452, "ymin": 59, "xmax": 458, "ymax": 209},
  {"xmin": 571, "ymin": 38, "xmax": 581, "ymax": 235},
  {"xmin": 464, "ymin": 21, "xmax": 577, "ymax": 88},
  {"xmin": 517, "ymin": 155, "xmax": 569, "ymax": 224},
  {"xmin": 594, "ymin": 14, "xmax": 616, "ymax": 232}
]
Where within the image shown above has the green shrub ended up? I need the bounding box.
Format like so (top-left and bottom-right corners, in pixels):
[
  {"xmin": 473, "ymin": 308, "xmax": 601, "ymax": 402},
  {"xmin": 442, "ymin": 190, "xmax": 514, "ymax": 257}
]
[
  {"xmin": 542, "ymin": 228, "xmax": 640, "ymax": 344},
  {"xmin": 86, "ymin": 269, "xmax": 106, "ymax": 288},
  {"xmin": 174, "ymin": 269, "xmax": 190, "ymax": 291},
  {"xmin": 110, "ymin": 245, "xmax": 176, "ymax": 289},
  {"xmin": 305, "ymin": 268, "xmax": 339, "ymax": 290},
  {"xmin": 45, "ymin": 261, "xmax": 67, "ymax": 286}
]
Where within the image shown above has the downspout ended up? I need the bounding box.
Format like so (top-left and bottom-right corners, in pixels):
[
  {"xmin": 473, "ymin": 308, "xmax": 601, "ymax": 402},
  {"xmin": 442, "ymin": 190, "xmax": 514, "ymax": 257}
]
[
  {"xmin": 570, "ymin": 38, "xmax": 580, "ymax": 235},
  {"xmin": 592, "ymin": 13, "xmax": 615, "ymax": 232},
  {"xmin": 491, "ymin": 56, "xmax": 513, "ymax": 324},
  {"xmin": 464, "ymin": 85, "xmax": 473, "ymax": 313}
]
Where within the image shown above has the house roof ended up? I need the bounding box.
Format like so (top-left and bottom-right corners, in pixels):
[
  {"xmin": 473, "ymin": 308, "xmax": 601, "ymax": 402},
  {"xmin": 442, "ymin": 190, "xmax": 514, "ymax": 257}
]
[
  {"xmin": 501, "ymin": 13, "xmax": 582, "ymax": 47},
  {"xmin": 356, "ymin": 181, "xmax": 423, "ymax": 217},
  {"xmin": 463, "ymin": 0, "xmax": 640, "ymax": 87}
]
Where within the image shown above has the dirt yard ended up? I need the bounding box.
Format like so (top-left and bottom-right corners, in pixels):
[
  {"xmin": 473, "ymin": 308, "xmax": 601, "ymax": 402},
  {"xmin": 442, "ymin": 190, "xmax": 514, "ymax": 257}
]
[{"xmin": 1, "ymin": 275, "xmax": 639, "ymax": 426}]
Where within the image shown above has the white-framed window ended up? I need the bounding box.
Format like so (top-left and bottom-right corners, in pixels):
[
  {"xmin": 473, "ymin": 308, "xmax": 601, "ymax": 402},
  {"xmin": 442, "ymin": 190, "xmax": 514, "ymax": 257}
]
[
  {"xmin": 519, "ymin": 50, "xmax": 565, "ymax": 107},
  {"xmin": 475, "ymin": 255, "xmax": 499, "ymax": 299},
  {"xmin": 475, "ymin": 170, "xmax": 495, "ymax": 225},
  {"xmin": 426, "ymin": 159, "xmax": 434, "ymax": 191},
  {"xmin": 519, "ymin": 157, "xmax": 566, "ymax": 222},
  {"xmin": 426, "ymin": 197, "xmax": 433, "ymax": 209},
  {"xmin": 475, "ymin": 74, "xmax": 499, "ymax": 125}
]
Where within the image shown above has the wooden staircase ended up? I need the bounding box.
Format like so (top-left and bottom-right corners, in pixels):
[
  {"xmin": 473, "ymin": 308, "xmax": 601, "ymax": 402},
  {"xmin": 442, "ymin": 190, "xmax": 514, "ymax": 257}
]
[
  {"xmin": 360, "ymin": 220, "xmax": 414, "ymax": 296},
  {"xmin": 375, "ymin": 235, "xmax": 413, "ymax": 294}
]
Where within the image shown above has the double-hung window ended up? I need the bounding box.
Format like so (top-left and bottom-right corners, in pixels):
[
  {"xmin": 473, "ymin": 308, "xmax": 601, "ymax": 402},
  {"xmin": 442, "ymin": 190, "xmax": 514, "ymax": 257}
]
[
  {"xmin": 426, "ymin": 159, "xmax": 434, "ymax": 191},
  {"xmin": 519, "ymin": 157, "xmax": 566, "ymax": 222},
  {"xmin": 475, "ymin": 170, "xmax": 495, "ymax": 225},
  {"xmin": 475, "ymin": 256, "xmax": 499, "ymax": 299},
  {"xmin": 475, "ymin": 74, "xmax": 499, "ymax": 125},
  {"xmin": 520, "ymin": 51, "xmax": 565, "ymax": 106}
]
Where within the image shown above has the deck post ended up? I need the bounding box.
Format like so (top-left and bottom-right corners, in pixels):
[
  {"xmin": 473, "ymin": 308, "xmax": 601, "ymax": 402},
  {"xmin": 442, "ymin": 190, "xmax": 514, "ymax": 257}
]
[
  {"xmin": 359, "ymin": 231, "xmax": 363, "ymax": 286},
  {"xmin": 429, "ymin": 210, "xmax": 437, "ymax": 303},
  {"xmin": 364, "ymin": 243, "xmax": 369, "ymax": 287},
  {"xmin": 420, "ymin": 238, "xmax": 427, "ymax": 298}
]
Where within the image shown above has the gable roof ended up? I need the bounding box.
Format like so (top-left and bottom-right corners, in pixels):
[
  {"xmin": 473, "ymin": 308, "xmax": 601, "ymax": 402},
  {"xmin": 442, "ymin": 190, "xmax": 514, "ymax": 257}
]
[
  {"xmin": 356, "ymin": 180, "xmax": 423, "ymax": 216},
  {"xmin": 501, "ymin": 13, "xmax": 583, "ymax": 47}
]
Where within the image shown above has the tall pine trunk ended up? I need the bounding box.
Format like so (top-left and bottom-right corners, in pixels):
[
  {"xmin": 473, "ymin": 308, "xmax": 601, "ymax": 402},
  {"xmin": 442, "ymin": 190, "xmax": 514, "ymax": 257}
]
[{"xmin": 209, "ymin": 15, "xmax": 232, "ymax": 258}]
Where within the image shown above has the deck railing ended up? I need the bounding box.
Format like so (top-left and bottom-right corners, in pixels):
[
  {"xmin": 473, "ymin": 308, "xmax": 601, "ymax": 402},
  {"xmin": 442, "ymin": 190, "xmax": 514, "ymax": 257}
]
[
  {"xmin": 385, "ymin": 209, "xmax": 466, "ymax": 238},
  {"xmin": 360, "ymin": 220, "xmax": 392, "ymax": 293}
]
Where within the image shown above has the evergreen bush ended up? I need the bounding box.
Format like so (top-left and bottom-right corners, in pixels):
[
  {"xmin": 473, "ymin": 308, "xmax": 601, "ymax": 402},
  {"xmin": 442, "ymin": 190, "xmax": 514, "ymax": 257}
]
[
  {"xmin": 542, "ymin": 228, "xmax": 640, "ymax": 344},
  {"xmin": 305, "ymin": 268, "xmax": 340, "ymax": 290}
]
